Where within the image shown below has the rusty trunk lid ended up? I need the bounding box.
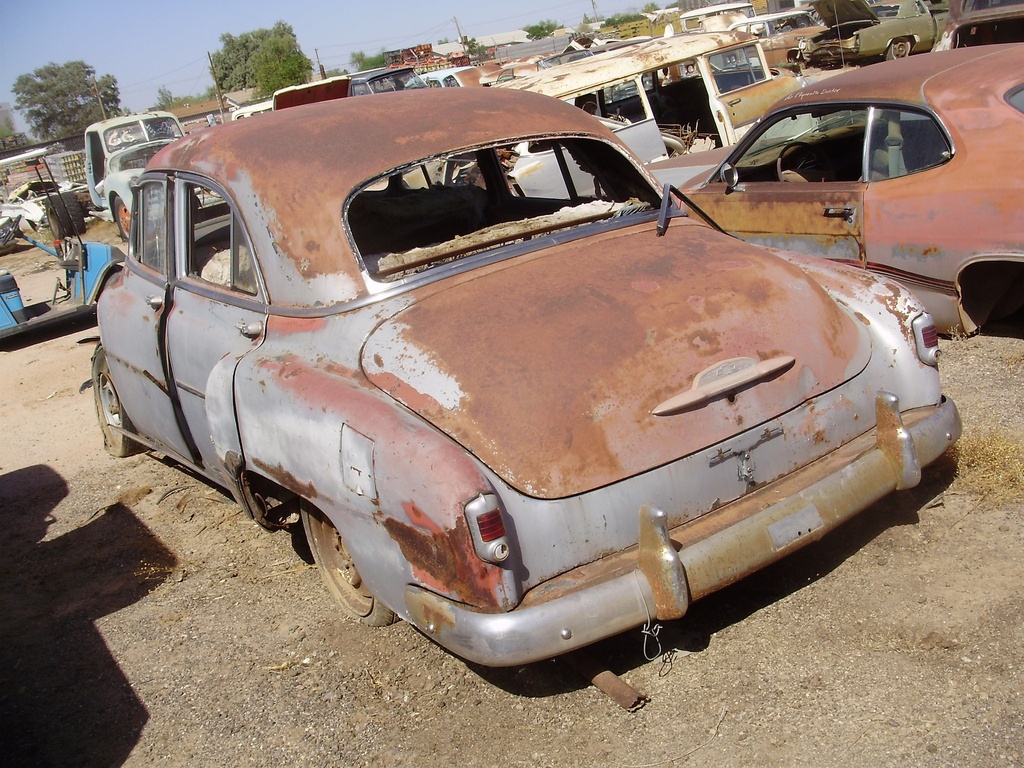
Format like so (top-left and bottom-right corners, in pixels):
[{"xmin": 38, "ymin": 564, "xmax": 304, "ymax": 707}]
[{"xmin": 362, "ymin": 221, "xmax": 871, "ymax": 499}]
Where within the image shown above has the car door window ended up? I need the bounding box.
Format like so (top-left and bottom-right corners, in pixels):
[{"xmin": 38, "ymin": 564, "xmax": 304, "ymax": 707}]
[
  {"xmin": 731, "ymin": 107, "xmax": 869, "ymax": 183},
  {"xmin": 707, "ymin": 45, "xmax": 767, "ymax": 94},
  {"xmin": 137, "ymin": 182, "xmax": 169, "ymax": 274},
  {"xmin": 184, "ymin": 183, "xmax": 258, "ymax": 295},
  {"xmin": 867, "ymin": 109, "xmax": 951, "ymax": 180}
]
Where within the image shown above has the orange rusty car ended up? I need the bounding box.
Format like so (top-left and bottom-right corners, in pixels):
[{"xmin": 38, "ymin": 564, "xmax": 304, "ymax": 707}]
[
  {"xmin": 662, "ymin": 45, "xmax": 1024, "ymax": 334},
  {"xmin": 92, "ymin": 87, "xmax": 959, "ymax": 667}
]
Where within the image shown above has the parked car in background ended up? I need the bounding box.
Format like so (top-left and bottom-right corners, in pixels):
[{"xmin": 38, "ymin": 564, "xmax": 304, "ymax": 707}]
[
  {"xmin": 272, "ymin": 67, "xmax": 428, "ymax": 110},
  {"xmin": 84, "ymin": 111, "xmax": 184, "ymax": 239},
  {"xmin": 677, "ymin": 1, "xmax": 756, "ymax": 31},
  {"xmin": 664, "ymin": 45, "xmax": 1024, "ymax": 334},
  {"xmin": 421, "ymin": 65, "xmax": 495, "ymax": 87},
  {"xmin": 933, "ymin": 0, "xmax": 1024, "ymax": 48},
  {"xmin": 728, "ymin": 9, "xmax": 827, "ymax": 68},
  {"xmin": 804, "ymin": 0, "xmax": 947, "ymax": 64},
  {"xmin": 500, "ymin": 32, "xmax": 804, "ymax": 159},
  {"xmin": 92, "ymin": 87, "xmax": 958, "ymax": 667}
]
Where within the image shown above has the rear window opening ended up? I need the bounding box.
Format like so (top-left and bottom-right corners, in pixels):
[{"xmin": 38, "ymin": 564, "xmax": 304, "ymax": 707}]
[{"xmin": 346, "ymin": 137, "xmax": 660, "ymax": 282}]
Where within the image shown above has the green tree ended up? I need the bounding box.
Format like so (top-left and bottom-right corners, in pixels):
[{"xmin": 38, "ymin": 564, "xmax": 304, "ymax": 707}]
[
  {"xmin": 643, "ymin": 2, "xmax": 662, "ymax": 12},
  {"xmin": 12, "ymin": 61, "xmax": 120, "ymax": 140},
  {"xmin": 523, "ymin": 20, "xmax": 558, "ymax": 40},
  {"xmin": 604, "ymin": 11, "xmax": 646, "ymax": 26},
  {"xmin": 252, "ymin": 35, "xmax": 312, "ymax": 96},
  {"xmin": 210, "ymin": 21, "xmax": 309, "ymax": 93},
  {"xmin": 349, "ymin": 51, "xmax": 368, "ymax": 71},
  {"xmin": 150, "ymin": 86, "xmax": 212, "ymax": 111},
  {"xmin": 349, "ymin": 50, "xmax": 385, "ymax": 71}
]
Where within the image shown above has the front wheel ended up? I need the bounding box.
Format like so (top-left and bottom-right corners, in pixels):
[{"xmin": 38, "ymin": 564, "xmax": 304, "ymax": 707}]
[
  {"xmin": 112, "ymin": 195, "xmax": 130, "ymax": 241},
  {"xmin": 301, "ymin": 501, "xmax": 397, "ymax": 627},
  {"xmin": 92, "ymin": 345, "xmax": 142, "ymax": 458},
  {"xmin": 886, "ymin": 38, "xmax": 913, "ymax": 59}
]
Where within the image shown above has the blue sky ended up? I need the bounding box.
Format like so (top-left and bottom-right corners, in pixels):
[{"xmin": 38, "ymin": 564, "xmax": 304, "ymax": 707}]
[{"xmin": 0, "ymin": 0, "xmax": 650, "ymax": 133}]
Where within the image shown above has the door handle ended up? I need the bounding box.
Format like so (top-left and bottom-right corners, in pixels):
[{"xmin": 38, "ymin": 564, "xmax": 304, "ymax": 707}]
[
  {"xmin": 727, "ymin": 98, "xmax": 742, "ymax": 106},
  {"xmin": 146, "ymin": 295, "xmax": 163, "ymax": 310},
  {"xmin": 823, "ymin": 206, "xmax": 856, "ymax": 224},
  {"xmin": 236, "ymin": 320, "xmax": 264, "ymax": 339}
]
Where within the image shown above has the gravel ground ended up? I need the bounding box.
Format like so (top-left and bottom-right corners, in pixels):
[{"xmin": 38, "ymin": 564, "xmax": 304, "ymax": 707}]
[{"xmin": 0, "ymin": 223, "xmax": 1021, "ymax": 768}]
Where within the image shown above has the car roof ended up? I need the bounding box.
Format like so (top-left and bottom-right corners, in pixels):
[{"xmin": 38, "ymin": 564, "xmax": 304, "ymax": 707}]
[
  {"xmin": 772, "ymin": 44, "xmax": 1024, "ymax": 111},
  {"xmin": 148, "ymin": 88, "xmax": 634, "ymax": 309}
]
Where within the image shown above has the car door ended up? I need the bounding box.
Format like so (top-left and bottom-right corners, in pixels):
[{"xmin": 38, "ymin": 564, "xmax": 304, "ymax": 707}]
[
  {"xmin": 100, "ymin": 177, "xmax": 196, "ymax": 463},
  {"xmin": 163, "ymin": 177, "xmax": 267, "ymax": 480},
  {"xmin": 684, "ymin": 105, "xmax": 871, "ymax": 266}
]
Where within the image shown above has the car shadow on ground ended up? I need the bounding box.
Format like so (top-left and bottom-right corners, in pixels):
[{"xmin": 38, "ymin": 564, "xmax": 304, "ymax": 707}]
[
  {"xmin": 471, "ymin": 456, "xmax": 958, "ymax": 702},
  {"xmin": 0, "ymin": 464, "xmax": 177, "ymax": 767}
]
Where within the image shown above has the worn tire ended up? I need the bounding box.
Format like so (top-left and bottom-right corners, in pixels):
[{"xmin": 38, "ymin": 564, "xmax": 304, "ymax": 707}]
[
  {"xmin": 112, "ymin": 195, "xmax": 130, "ymax": 241},
  {"xmin": 47, "ymin": 192, "xmax": 88, "ymax": 240},
  {"xmin": 886, "ymin": 38, "xmax": 913, "ymax": 59},
  {"xmin": 92, "ymin": 345, "xmax": 143, "ymax": 458},
  {"xmin": 301, "ymin": 501, "xmax": 398, "ymax": 627}
]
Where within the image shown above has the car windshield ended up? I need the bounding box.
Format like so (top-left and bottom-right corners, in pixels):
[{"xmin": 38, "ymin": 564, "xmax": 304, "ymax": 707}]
[
  {"xmin": 365, "ymin": 70, "xmax": 428, "ymax": 93},
  {"xmin": 347, "ymin": 137, "xmax": 660, "ymax": 283},
  {"xmin": 102, "ymin": 117, "xmax": 181, "ymax": 152}
]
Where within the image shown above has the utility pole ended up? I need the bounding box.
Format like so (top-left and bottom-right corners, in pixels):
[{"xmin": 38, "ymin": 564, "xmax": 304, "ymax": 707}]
[
  {"xmin": 91, "ymin": 76, "xmax": 107, "ymax": 121},
  {"xmin": 315, "ymin": 49, "xmax": 327, "ymax": 80},
  {"xmin": 453, "ymin": 16, "xmax": 468, "ymax": 52},
  {"xmin": 207, "ymin": 52, "xmax": 226, "ymax": 123}
]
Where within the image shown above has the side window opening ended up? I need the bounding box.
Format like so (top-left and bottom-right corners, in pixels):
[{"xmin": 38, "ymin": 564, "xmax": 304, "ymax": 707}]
[
  {"xmin": 868, "ymin": 109, "xmax": 951, "ymax": 180},
  {"xmin": 347, "ymin": 138, "xmax": 660, "ymax": 282},
  {"xmin": 136, "ymin": 182, "xmax": 169, "ymax": 275},
  {"xmin": 185, "ymin": 183, "xmax": 257, "ymax": 295},
  {"xmin": 707, "ymin": 45, "xmax": 767, "ymax": 94}
]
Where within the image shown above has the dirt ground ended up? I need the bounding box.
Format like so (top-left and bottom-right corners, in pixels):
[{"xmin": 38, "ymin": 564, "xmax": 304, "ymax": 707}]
[{"xmin": 1, "ymin": 221, "xmax": 1022, "ymax": 768}]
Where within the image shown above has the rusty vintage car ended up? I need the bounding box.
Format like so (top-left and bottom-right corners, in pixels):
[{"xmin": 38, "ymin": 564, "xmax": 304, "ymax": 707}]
[
  {"xmin": 803, "ymin": 0, "xmax": 947, "ymax": 64},
  {"xmin": 499, "ymin": 32, "xmax": 805, "ymax": 159},
  {"xmin": 728, "ymin": 9, "xmax": 828, "ymax": 68},
  {"xmin": 932, "ymin": 0, "xmax": 1024, "ymax": 49},
  {"xmin": 92, "ymin": 88, "xmax": 959, "ymax": 667},
  {"xmin": 661, "ymin": 45, "xmax": 1024, "ymax": 334}
]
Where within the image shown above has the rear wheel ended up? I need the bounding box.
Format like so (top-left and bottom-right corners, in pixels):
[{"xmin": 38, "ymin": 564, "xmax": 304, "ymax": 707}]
[
  {"xmin": 92, "ymin": 345, "xmax": 142, "ymax": 458},
  {"xmin": 301, "ymin": 501, "xmax": 397, "ymax": 627},
  {"xmin": 112, "ymin": 195, "xmax": 130, "ymax": 241},
  {"xmin": 886, "ymin": 38, "xmax": 913, "ymax": 59},
  {"xmin": 47, "ymin": 192, "xmax": 88, "ymax": 240}
]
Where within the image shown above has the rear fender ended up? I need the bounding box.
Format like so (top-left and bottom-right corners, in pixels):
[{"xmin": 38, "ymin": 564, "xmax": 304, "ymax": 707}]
[{"xmin": 232, "ymin": 342, "xmax": 521, "ymax": 614}]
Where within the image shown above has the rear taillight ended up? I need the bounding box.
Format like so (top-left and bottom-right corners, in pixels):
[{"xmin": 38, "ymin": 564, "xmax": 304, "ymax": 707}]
[
  {"xmin": 912, "ymin": 313, "xmax": 939, "ymax": 367},
  {"xmin": 465, "ymin": 493, "xmax": 510, "ymax": 563}
]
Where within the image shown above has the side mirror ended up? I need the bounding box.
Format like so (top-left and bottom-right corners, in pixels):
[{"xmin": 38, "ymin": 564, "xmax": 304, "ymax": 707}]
[{"xmin": 720, "ymin": 163, "xmax": 740, "ymax": 190}]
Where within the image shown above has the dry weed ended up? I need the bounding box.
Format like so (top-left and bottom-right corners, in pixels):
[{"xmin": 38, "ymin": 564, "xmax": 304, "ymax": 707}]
[{"xmin": 949, "ymin": 427, "xmax": 1024, "ymax": 502}]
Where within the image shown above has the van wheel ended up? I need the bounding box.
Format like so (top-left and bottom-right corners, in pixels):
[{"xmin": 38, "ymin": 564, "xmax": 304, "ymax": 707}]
[
  {"xmin": 112, "ymin": 195, "xmax": 130, "ymax": 240},
  {"xmin": 301, "ymin": 501, "xmax": 397, "ymax": 627},
  {"xmin": 92, "ymin": 345, "xmax": 143, "ymax": 458},
  {"xmin": 886, "ymin": 38, "xmax": 912, "ymax": 59}
]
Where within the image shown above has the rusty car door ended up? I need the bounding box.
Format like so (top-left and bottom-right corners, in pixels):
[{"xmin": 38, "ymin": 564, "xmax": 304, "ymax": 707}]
[
  {"xmin": 100, "ymin": 178, "xmax": 196, "ymax": 463},
  {"xmin": 163, "ymin": 179, "xmax": 267, "ymax": 478},
  {"xmin": 686, "ymin": 180, "xmax": 868, "ymax": 265}
]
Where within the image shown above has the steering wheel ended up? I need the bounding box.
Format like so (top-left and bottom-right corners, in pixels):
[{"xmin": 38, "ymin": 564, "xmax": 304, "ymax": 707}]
[{"xmin": 776, "ymin": 141, "xmax": 835, "ymax": 182}]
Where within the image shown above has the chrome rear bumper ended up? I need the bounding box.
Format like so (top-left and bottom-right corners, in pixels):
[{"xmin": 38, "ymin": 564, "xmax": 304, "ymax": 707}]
[{"xmin": 405, "ymin": 393, "xmax": 960, "ymax": 667}]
